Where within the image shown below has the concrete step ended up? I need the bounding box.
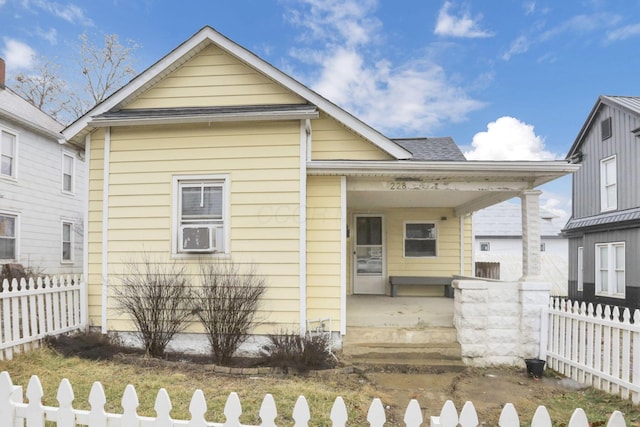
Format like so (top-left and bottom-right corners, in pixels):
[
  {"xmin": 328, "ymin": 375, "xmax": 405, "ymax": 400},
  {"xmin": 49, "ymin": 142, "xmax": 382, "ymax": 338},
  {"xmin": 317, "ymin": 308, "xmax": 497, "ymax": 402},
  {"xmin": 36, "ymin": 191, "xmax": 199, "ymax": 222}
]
[
  {"xmin": 343, "ymin": 341, "xmax": 461, "ymax": 358},
  {"xmin": 343, "ymin": 326, "xmax": 458, "ymax": 346}
]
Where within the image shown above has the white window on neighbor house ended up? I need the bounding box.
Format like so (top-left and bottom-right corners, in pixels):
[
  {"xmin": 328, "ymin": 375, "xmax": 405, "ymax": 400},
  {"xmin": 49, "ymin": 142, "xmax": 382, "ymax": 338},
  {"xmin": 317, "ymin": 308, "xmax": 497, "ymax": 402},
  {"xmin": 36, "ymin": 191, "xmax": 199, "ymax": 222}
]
[
  {"xmin": 600, "ymin": 155, "xmax": 617, "ymax": 212},
  {"xmin": 595, "ymin": 242, "xmax": 625, "ymax": 298},
  {"xmin": 540, "ymin": 242, "xmax": 546, "ymax": 252},
  {"xmin": 1, "ymin": 128, "xmax": 17, "ymax": 179},
  {"xmin": 577, "ymin": 246, "xmax": 584, "ymax": 292},
  {"xmin": 404, "ymin": 222, "xmax": 437, "ymax": 257},
  {"xmin": 62, "ymin": 152, "xmax": 75, "ymax": 193},
  {"xmin": 61, "ymin": 221, "xmax": 73, "ymax": 262},
  {"xmin": 480, "ymin": 242, "xmax": 490, "ymax": 252},
  {"xmin": 173, "ymin": 175, "xmax": 229, "ymax": 255},
  {"xmin": 0, "ymin": 212, "xmax": 18, "ymax": 261}
]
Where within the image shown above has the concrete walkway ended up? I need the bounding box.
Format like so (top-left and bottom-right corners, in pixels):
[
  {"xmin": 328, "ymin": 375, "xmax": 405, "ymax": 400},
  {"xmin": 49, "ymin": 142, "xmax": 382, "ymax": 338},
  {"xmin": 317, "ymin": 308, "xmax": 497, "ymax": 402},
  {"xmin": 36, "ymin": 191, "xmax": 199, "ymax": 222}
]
[{"xmin": 346, "ymin": 296, "xmax": 454, "ymax": 328}]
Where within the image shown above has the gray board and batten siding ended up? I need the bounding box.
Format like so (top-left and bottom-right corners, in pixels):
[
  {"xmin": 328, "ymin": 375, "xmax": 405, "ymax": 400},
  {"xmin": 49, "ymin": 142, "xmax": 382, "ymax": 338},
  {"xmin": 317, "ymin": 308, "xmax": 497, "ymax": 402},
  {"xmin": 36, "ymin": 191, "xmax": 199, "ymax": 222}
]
[{"xmin": 564, "ymin": 96, "xmax": 640, "ymax": 311}]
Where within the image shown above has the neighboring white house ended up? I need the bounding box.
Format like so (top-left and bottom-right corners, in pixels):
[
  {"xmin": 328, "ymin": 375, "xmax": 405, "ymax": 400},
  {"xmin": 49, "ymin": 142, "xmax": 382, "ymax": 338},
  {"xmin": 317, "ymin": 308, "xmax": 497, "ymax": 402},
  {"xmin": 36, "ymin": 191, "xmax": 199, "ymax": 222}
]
[
  {"xmin": 473, "ymin": 201, "xmax": 568, "ymax": 296},
  {"xmin": 0, "ymin": 58, "xmax": 86, "ymax": 277}
]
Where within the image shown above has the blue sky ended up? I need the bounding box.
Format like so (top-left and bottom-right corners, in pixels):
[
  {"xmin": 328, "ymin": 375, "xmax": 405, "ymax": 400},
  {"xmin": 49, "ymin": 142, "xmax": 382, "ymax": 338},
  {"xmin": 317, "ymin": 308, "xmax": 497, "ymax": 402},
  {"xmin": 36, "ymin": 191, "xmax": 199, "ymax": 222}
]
[{"xmin": 1, "ymin": 0, "xmax": 639, "ymax": 223}]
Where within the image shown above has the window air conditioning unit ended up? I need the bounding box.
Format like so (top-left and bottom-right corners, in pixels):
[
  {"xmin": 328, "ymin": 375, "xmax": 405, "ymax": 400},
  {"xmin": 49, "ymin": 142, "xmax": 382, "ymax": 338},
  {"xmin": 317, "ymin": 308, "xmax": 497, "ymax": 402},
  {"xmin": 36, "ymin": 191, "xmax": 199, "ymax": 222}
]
[{"xmin": 179, "ymin": 225, "xmax": 219, "ymax": 252}]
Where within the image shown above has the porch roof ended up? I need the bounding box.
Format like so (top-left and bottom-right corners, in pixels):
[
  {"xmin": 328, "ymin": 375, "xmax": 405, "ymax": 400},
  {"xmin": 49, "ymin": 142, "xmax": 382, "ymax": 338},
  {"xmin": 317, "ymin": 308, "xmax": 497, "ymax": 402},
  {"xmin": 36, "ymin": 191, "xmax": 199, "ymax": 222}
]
[{"xmin": 307, "ymin": 160, "xmax": 579, "ymax": 215}]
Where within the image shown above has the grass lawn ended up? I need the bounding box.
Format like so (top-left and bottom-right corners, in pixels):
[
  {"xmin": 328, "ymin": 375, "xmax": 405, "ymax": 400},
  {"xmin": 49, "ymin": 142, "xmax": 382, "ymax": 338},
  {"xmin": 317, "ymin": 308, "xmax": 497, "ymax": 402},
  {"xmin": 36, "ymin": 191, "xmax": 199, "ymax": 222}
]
[{"xmin": 2, "ymin": 347, "xmax": 640, "ymax": 426}]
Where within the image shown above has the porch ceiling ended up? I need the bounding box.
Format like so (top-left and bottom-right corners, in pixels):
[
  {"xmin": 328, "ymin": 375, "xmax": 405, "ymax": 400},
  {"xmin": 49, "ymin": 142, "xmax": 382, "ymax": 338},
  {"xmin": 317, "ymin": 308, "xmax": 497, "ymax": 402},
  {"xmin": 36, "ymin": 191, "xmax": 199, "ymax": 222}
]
[{"xmin": 308, "ymin": 160, "xmax": 580, "ymax": 216}]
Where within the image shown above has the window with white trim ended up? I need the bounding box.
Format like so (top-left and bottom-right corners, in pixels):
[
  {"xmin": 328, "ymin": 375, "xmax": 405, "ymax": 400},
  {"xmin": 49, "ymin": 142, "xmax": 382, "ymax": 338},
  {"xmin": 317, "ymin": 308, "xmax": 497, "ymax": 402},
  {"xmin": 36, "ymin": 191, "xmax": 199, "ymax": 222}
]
[
  {"xmin": 577, "ymin": 246, "xmax": 583, "ymax": 292},
  {"xmin": 595, "ymin": 242, "xmax": 625, "ymax": 298},
  {"xmin": 0, "ymin": 213, "xmax": 17, "ymax": 261},
  {"xmin": 404, "ymin": 222, "xmax": 437, "ymax": 257},
  {"xmin": 62, "ymin": 152, "xmax": 75, "ymax": 193},
  {"xmin": 480, "ymin": 242, "xmax": 490, "ymax": 252},
  {"xmin": 1, "ymin": 129, "xmax": 17, "ymax": 179},
  {"xmin": 600, "ymin": 156, "xmax": 617, "ymax": 211},
  {"xmin": 62, "ymin": 221, "xmax": 73, "ymax": 262},
  {"xmin": 174, "ymin": 176, "xmax": 227, "ymax": 254}
]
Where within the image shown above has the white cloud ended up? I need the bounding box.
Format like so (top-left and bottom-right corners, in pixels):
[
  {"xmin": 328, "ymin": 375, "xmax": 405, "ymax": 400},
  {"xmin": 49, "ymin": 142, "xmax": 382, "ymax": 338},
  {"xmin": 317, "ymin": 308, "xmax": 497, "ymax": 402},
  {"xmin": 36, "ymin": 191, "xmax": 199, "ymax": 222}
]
[
  {"xmin": 285, "ymin": 0, "xmax": 485, "ymax": 135},
  {"xmin": 36, "ymin": 27, "xmax": 58, "ymax": 45},
  {"xmin": 539, "ymin": 12, "xmax": 621, "ymax": 41},
  {"xmin": 502, "ymin": 35, "xmax": 530, "ymax": 60},
  {"xmin": 523, "ymin": 2, "xmax": 536, "ymax": 15},
  {"xmin": 2, "ymin": 38, "xmax": 36, "ymax": 72},
  {"xmin": 22, "ymin": 0, "xmax": 93, "ymax": 26},
  {"xmin": 464, "ymin": 116, "xmax": 559, "ymax": 160},
  {"xmin": 540, "ymin": 192, "xmax": 572, "ymax": 227},
  {"xmin": 434, "ymin": 2, "xmax": 494, "ymax": 38},
  {"xmin": 607, "ymin": 23, "xmax": 640, "ymax": 42}
]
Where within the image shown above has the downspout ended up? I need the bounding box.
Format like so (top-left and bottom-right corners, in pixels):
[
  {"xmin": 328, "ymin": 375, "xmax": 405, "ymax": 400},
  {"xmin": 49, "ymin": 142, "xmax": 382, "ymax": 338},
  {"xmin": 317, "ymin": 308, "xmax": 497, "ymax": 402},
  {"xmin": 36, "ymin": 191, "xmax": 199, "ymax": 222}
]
[
  {"xmin": 299, "ymin": 119, "xmax": 311, "ymax": 333},
  {"xmin": 81, "ymin": 134, "xmax": 91, "ymax": 328},
  {"xmin": 101, "ymin": 127, "xmax": 111, "ymax": 334},
  {"xmin": 340, "ymin": 176, "xmax": 347, "ymax": 335}
]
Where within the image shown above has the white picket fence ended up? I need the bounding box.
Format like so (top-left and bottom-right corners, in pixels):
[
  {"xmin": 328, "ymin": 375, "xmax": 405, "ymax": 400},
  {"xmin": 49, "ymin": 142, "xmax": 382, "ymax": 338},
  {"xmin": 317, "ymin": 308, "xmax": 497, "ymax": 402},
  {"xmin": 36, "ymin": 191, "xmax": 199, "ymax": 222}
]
[
  {"xmin": 0, "ymin": 372, "xmax": 628, "ymax": 427},
  {"xmin": 0, "ymin": 276, "xmax": 85, "ymax": 360},
  {"xmin": 546, "ymin": 298, "xmax": 640, "ymax": 404}
]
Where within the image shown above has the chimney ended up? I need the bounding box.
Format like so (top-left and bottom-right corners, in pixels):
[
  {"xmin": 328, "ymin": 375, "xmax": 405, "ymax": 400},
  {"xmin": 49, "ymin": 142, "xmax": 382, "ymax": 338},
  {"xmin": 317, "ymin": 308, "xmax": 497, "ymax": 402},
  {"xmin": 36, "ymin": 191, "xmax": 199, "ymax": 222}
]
[{"xmin": 0, "ymin": 57, "xmax": 5, "ymax": 89}]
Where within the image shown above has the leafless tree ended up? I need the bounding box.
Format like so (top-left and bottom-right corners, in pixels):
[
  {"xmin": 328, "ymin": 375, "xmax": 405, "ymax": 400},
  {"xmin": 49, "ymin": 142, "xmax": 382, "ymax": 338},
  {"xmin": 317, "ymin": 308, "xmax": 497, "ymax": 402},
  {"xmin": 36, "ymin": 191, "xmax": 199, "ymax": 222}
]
[
  {"xmin": 192, "ymin": 260, "xmax": 266, "ymax": 365},
  {"xmin": 12, "ymin": 59, "xmax": 68, "ymax": 121},
  {"xmin": 113, "ymin": 253, "xmax": 194, "ymax": 357}
]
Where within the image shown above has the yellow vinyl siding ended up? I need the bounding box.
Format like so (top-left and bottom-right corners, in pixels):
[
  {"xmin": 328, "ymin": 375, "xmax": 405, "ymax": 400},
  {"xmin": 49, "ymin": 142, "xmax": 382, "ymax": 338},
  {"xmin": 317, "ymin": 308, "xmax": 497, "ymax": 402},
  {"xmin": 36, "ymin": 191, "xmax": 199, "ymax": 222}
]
[
  {"xmin": 312, "ymin": 112, "xmax": 392, "ymax": 161},
  {"xmin": 86, "ymin": 129, "xmax": 105, "ymax": 326},
  {"xmin": 87, "ymin": 120, "xmax": 302, "ymax": 332},
  {"xmin": 306, "ymin": 176, "xmax": 343, "ymax": 331},
  {"xmin": 125, "ymin": 44, "xmax": 304, "ymax": 109}
]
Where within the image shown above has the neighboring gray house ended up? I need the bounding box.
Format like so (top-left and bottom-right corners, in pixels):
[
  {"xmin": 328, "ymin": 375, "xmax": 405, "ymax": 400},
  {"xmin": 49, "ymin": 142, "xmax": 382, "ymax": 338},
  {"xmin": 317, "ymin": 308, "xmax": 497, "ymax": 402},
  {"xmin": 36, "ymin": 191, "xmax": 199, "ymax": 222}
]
[
  {"xmin": 473, "ymin": 201, "xmax": 568, "ymax": 296},
  {"xmin": 0, "ymin": 58, "xmax": 86, "ymax": 278},
  {"xmin": 564, "ymin": 96, "xmax": 640, "ymax": 309}
]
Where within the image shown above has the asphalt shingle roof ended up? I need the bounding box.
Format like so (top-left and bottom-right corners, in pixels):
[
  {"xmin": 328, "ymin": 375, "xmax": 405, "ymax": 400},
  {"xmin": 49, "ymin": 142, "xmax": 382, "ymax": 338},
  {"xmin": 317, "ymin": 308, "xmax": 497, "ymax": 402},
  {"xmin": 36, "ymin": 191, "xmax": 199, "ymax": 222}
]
[{"xmin": 392, "ymin": 137, "xmax": 466, "ymax": 161}]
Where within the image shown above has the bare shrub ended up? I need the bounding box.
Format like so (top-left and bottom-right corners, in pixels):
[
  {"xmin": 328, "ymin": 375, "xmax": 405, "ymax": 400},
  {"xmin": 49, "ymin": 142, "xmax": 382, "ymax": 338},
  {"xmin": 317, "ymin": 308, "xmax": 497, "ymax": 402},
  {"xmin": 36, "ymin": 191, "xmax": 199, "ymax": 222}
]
[
  {"xmin": 260, "ymin": 330, "xmax": 337, "ymax": 373},
  {"xmin": 192, "ymin": 260, "xmax": 266, "ymax": 365},
  {"xmin": 113, "ymin": 254, "xmax": 194, "ymax": 357}
]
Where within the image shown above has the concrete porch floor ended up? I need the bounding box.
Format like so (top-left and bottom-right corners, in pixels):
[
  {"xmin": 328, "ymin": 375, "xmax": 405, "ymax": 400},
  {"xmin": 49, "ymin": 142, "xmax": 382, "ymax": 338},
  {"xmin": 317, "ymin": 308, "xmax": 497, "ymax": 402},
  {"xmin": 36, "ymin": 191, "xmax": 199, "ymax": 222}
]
[{"xmin": 346, "ymin": 295, "xmax": 454, "ymax": 328}]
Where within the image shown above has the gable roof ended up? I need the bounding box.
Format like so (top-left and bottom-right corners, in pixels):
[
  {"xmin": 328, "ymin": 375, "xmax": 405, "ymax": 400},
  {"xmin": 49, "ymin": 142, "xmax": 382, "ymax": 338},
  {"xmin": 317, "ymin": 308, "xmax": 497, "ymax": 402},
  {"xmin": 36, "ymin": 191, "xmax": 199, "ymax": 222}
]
[
  {"xmin": 392, "ymin": 137, "xmax": 466, "ymax": 161},
  {"xmin": 0, "ymin": 86, "xmax": 64, "ymax": 139},
  {"xmin": 566, "ymin": 95, "xmax": 640, "ymax": 160},
  {"xmin": 62, "ymin": 26, "xmax": 411, "ymax": 159}
]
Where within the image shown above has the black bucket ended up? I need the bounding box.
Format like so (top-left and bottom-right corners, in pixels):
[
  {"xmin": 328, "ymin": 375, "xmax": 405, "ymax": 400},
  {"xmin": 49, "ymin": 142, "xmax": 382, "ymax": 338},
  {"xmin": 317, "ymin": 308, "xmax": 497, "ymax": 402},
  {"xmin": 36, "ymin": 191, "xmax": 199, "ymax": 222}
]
[{"xmin": 525, "ymin": 358, "xmax": 546, "ymax": 379}]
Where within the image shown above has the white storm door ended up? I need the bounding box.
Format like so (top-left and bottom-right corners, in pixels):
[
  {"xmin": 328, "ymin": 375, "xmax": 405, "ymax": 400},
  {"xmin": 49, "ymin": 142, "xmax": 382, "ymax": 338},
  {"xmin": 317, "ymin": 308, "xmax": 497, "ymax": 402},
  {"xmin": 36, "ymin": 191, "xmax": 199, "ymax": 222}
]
[{"xmin": 353, "ymin": 215, "xmax": 385, "ymax": 294}]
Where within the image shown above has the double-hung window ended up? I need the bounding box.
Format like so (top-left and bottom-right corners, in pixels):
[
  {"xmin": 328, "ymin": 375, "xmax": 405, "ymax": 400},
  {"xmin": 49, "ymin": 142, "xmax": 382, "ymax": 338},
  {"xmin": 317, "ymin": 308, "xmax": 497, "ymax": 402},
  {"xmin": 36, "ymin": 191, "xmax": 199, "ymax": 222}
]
[
  {"xmin": 174, "ymin": 175, "xmax": 228, "ymax": 254},
  {"xmin": 577, "ymin": 246, "xmax": 584, "ymax": 292},
  {"xmin": 62, "ymin": 152, "xmax": 75, "ymax": 193},
  {"xmin": 404, "ymin": 222, "xmax": 437, "ymax": 257},
  {"xmin": 595, "ymin": 242, "xmax": 625, "ymax": 298},
  {"xmin": 62, "ymin": 221, "xmax": 73, "ymax": 262},
  {"xmin": 600, "ymin": 156, "xmax": 617, "ymax": 211},
  {"xmin": 1, "ymin": 129, "xmax": 17, "ymax": 179},
  {"xmin": 0, "ymin": 213, "xmax": 17, "ymax": 261}
]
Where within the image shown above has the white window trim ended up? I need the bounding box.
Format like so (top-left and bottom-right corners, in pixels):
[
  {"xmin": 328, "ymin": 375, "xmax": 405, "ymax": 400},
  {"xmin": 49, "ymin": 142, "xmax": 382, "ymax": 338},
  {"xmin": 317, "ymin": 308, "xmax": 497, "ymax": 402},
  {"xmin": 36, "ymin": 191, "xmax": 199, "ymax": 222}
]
[
  {"xmin": 403, "ymin": 221, "xmax": 438, "ymax": 258},
  {"xmin": 0, "ymin": 210, "xmax": 20, "ymax": 262},
  {"xmin": 62, "ymin": 151, "xmax": 75, "ymax": 194},
  {"xmin": 61, "ymin": 220, "xmax": 74, "ymax": 263},
  {"xmin": 600, "ymin": 155, "xmax": 617, "ymax": 212},
  {"xmin": 171, "ymin": 174, "xmax": 230, "ymax": 257},
  {"xmin": 577, "ymin": 246, "xmax": 584, "ymax": 292},
  {"xmin": 0, "ymin": 127, "xmax": 18, "ymax": 181},
  {"xmin": 595, "ymin": 241, "xmax": 625, "ymax": 298}
]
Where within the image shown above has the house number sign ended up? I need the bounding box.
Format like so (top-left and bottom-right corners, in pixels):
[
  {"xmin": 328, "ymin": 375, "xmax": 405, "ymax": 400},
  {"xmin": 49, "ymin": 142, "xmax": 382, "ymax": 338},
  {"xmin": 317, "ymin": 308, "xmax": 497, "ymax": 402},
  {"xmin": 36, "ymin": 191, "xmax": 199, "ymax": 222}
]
[{"xmin": 388, "ymin": 181, "xmax": 431, "ymax": 190}]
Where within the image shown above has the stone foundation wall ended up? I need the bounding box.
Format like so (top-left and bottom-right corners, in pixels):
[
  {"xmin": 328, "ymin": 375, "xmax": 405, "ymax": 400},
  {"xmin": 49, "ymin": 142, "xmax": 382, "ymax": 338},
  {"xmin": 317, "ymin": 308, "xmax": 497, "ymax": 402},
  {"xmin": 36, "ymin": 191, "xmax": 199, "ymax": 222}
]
[{"xmin": 453, "ymin": 279, "xmax": 550, "ymax": 367}]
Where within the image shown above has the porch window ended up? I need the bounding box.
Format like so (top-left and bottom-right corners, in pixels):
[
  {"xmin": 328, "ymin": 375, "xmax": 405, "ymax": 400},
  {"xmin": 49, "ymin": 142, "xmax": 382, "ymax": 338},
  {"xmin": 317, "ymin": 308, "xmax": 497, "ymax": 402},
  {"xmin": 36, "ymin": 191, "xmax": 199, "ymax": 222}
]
[
  {"xmin": 595, "ymin": 242, "xmax": 625, "ymax": 298},
  {"xmin": 173, "ymin": 174, "xmax": 229, "ymax": 255},
  {"xmin": 404, "ymin": 222, "xmax": 436, "ymax": 257},
  {"xmin": 0, "ymin": 212, "xmax": 17, "ymax": 261}
]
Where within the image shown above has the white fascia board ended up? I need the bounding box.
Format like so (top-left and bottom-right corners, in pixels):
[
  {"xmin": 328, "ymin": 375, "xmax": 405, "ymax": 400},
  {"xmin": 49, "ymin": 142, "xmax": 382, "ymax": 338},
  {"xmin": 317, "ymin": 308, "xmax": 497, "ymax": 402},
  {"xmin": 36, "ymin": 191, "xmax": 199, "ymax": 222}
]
[
  {"xmin": 88, "ymin": 109, "xmax": 319, "ymax": 127},
  {"xmin": 307, "ymin": 160, "xmax": 580, "ymax": 177}
]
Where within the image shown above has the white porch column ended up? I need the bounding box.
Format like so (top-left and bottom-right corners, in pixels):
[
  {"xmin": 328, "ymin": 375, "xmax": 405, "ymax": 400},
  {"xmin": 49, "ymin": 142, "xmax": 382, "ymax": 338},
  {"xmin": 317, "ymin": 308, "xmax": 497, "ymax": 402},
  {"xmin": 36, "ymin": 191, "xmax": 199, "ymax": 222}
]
[{"xmin": 519, "ymin": 190, "xmax": 542, "ymax": 281}]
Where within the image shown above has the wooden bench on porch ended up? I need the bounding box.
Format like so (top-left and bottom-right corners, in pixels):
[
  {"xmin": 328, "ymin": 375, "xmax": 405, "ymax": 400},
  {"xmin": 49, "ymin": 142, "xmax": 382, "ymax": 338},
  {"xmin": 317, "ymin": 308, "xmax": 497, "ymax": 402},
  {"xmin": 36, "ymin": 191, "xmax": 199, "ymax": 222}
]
[{"xmin": 389, "ymin": 275, "xmax": 454, "ymax": 298}]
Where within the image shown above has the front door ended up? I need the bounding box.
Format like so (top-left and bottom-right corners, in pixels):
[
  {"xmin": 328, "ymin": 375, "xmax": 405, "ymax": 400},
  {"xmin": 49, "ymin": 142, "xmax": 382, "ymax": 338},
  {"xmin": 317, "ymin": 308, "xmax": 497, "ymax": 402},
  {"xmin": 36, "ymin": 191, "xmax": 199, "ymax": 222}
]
[{"xmin": 353, "ymin": 215, "xmax": 385, "ymax": 294}]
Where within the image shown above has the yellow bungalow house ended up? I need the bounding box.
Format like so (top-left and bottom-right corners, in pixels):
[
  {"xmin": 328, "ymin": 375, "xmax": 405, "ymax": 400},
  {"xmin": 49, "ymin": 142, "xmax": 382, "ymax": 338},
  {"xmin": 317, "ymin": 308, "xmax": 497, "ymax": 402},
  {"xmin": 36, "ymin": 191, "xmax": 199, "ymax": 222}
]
[{"xmin": 62, "ymin": 26, "xmax": 577, "ymax": 360}]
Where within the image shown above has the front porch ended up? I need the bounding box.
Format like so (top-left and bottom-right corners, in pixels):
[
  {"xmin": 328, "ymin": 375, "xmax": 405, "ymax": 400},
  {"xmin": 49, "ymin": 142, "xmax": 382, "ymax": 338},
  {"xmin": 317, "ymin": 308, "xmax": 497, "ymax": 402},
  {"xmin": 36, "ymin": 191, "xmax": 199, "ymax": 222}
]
[{"xmin": 346, "ymin": 295, "xmax": 454, "ymax": 328}]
